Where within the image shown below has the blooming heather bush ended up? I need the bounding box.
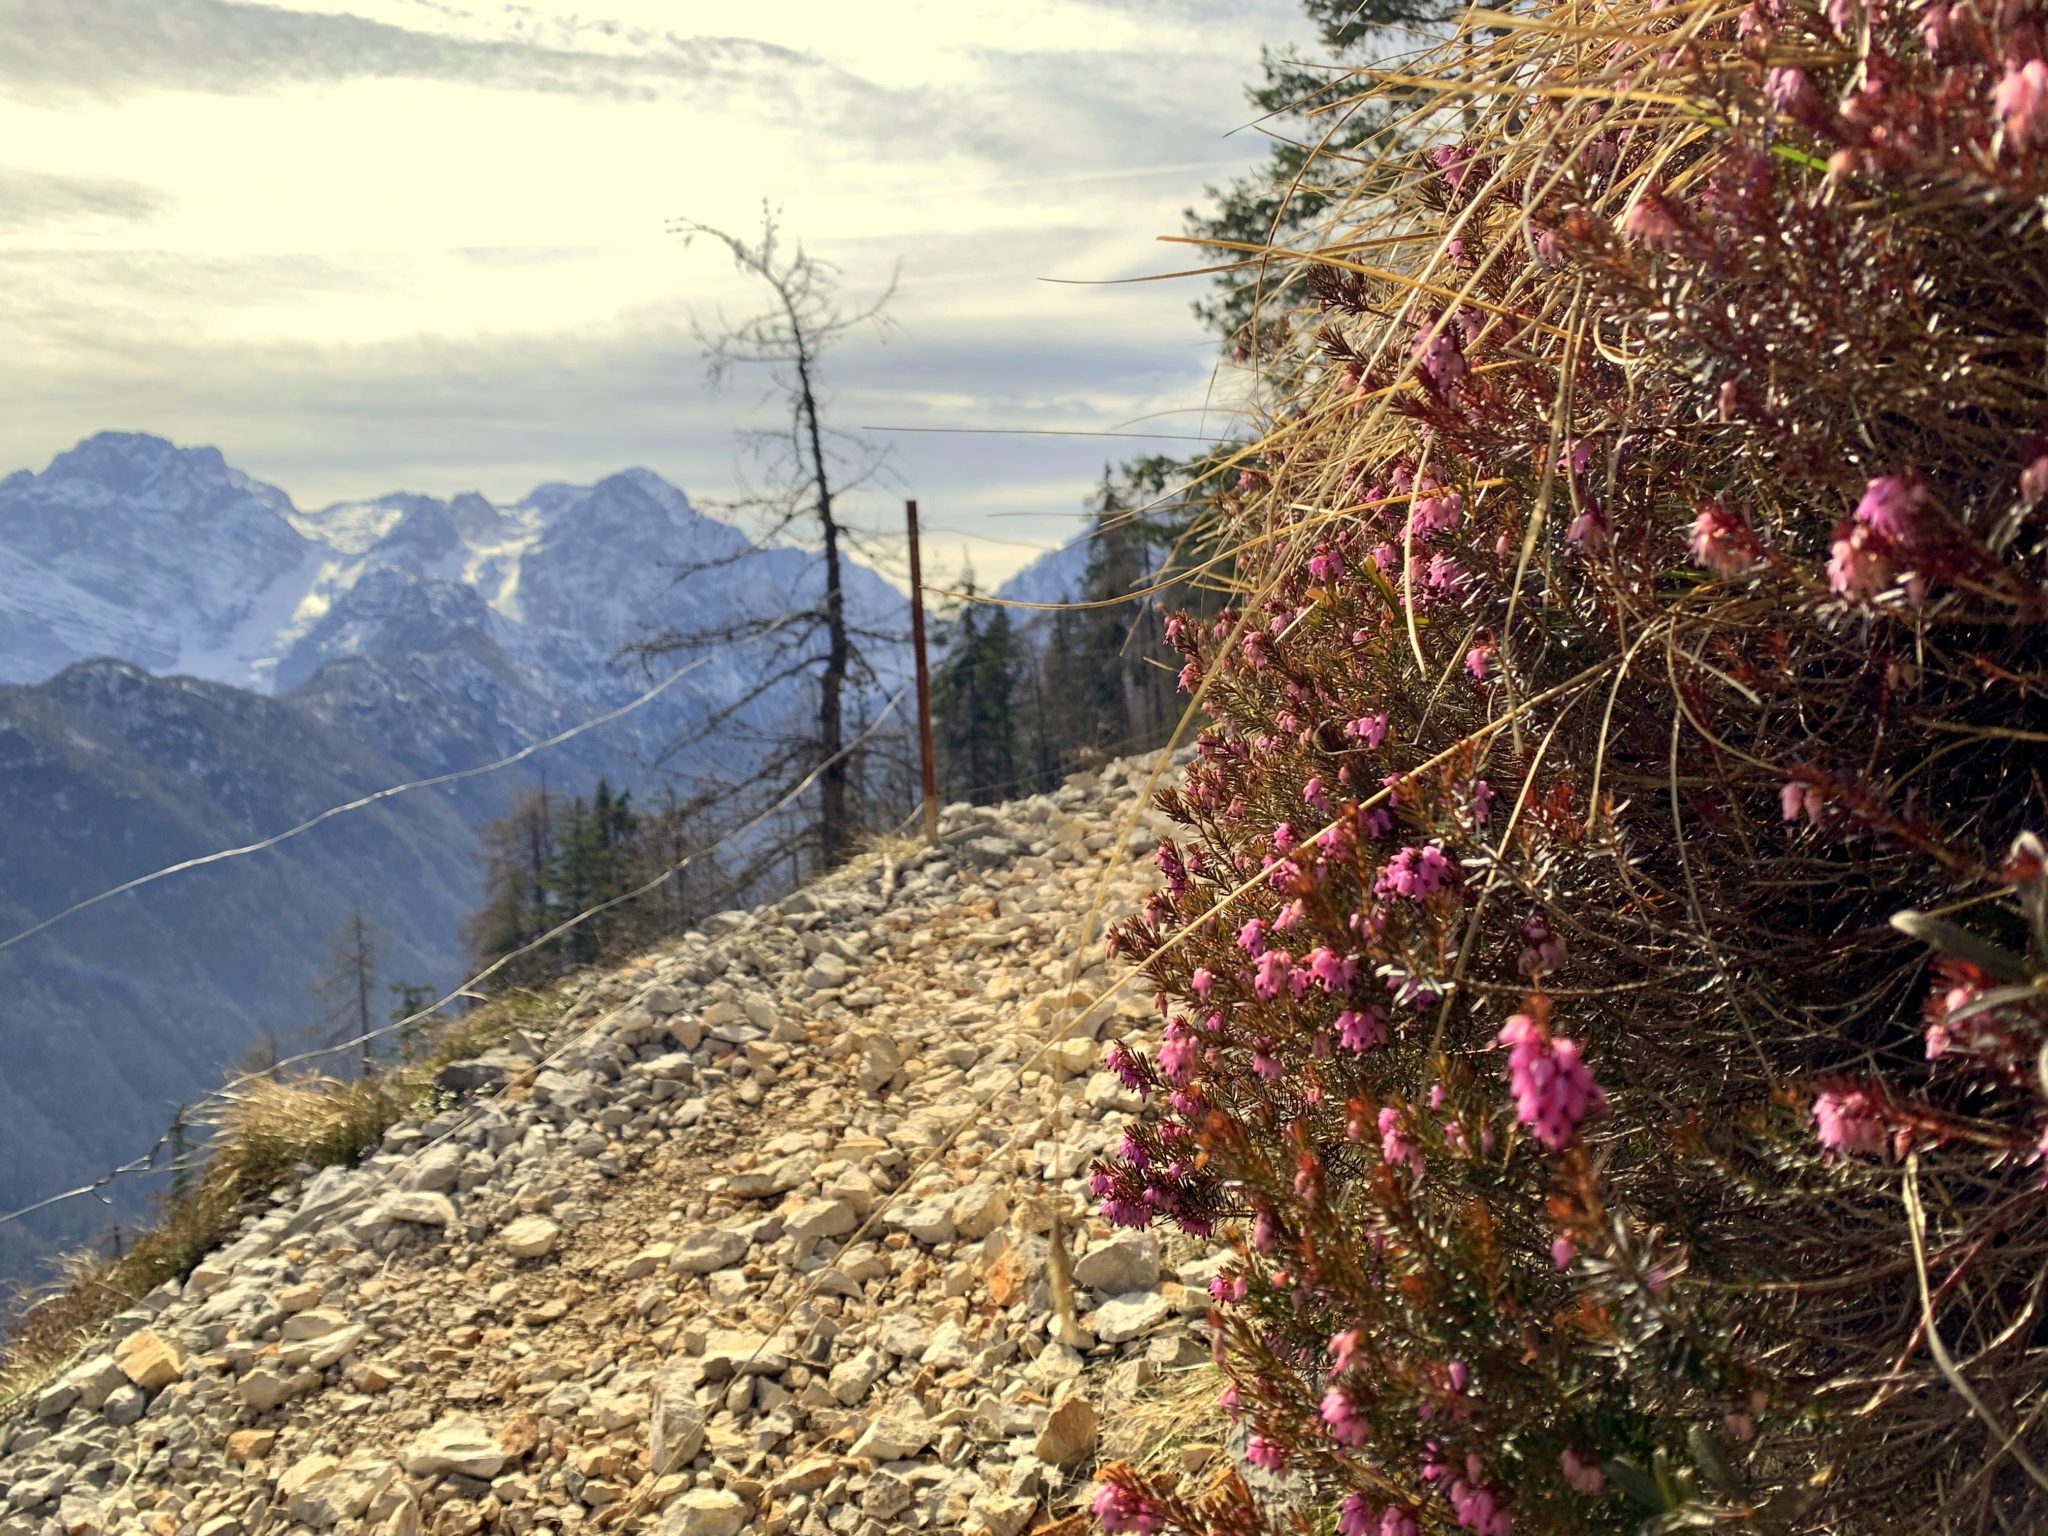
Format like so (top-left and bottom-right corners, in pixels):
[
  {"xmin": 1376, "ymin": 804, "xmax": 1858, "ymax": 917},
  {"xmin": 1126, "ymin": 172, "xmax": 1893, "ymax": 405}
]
[{"xmin": 1092, "ymin": 1, "xmax": 2048, "ymax": 1530}]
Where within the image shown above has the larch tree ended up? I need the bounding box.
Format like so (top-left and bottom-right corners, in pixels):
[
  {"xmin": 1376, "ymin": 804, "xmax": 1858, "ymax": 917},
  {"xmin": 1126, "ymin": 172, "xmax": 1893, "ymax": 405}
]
[{"xmin": 634, "ymin": 207, "xmax": 900, "ymax": 873}]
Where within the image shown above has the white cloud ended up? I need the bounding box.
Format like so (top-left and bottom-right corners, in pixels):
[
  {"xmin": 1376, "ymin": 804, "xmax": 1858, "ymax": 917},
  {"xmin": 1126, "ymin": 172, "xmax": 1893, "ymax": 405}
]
[{"xmin": 0, "ymin": 0, "xmax": 1300, "ymax": 583}]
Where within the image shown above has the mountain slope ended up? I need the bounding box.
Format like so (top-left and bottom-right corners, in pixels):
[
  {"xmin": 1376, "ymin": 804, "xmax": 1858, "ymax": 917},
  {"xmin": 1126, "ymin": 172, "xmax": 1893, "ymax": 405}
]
[
  {"xmin": 0, "ymin": 434, "xmax": 915, "ymax": 1282},
  {"xmin": 0, "ymin": 661, "xmax": 482, "ymax": 1278},
  {"xmin": 0, "ymin": 755, "xmax": 1204, "ymax": 1536}
]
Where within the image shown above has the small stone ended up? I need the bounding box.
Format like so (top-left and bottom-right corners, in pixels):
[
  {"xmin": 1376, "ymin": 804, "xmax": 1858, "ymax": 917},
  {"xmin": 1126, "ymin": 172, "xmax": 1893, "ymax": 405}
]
[
  {"xmin": 404, "ymin": 1414, "xmax": 506, "ymax": 1480},
  {"xmin": 670, "ymin": 1228, "xmax": 748, "ymax": 1274},
  {"xmin": 501, "ymin": 1215, "xmax": 560, "ymax": 1259},
  {"xmin": 238, "ymin": 1365, "xmax": 298, "ymax": 1411},
  {"xmin": 804, "ymin": 951, "xmax": 851, "ymax": 992},
  {"xmin": 113, "ymin": 1328, "xmax": 184, "ymax": 1391},
  {"xmin": 951, "ymin": 1183, "xmax": 1009, "ymax": 1241},
  {"xmin": 856, "ymin": 1034, "xmax": 902, "ymax": 1093},
  {"xmin": 227, "ymin": 1429, "xmax": 277, "ymax": 1464},
  {"xmin": 1072, "ymin": 1234, "xmax": 1161, "ymax": 1294},
  {"xmin": 1047, "ymin": 1037, "xmax": 1099, "ymax": 1075},
  {"xmin": 656, "ymin": 1488, "xmax": 747, "ymax": 1536},
  {"xmin": 1093, "ymin": 1291, "xmax": 1172, "ymax": 1344},
  {"xmin": 849, "ymin": 1395, "xmax": 934, "ymax": 1461},
  {"xmin": 783, "ymin": 1199, "xmax": 857, "ymax": 1241},
  {"xmin": 827, "ymin": 1346, "xmax": 886, "ymax": 1406},
  {"xmin": 379, "ymin": 1192, "xmax": 455, "ymax": 1227},
  {"xmin": 861, "ymin": 1471, "xmax": 914, "ymax": 1520},
  {"xmin": 1034, "ymin": 1393, "xmax": 1098, "ymax": 1467},
  {"xmin": 276, "ymin": 1282, "xmax": 326, "ymax": 1313},
  {"xmin": 282, "ymin": 1307, "xmax": 351, "ymax": 1342},
  {"xmin": 101, "ymin": 1384, "xmax": 148, "ymax": 1425},
  {"xmin": 968, "ymin": 1493, "xmax": 1039, "ymax": 1536},
  {"xmin": 649, "ymin": 1370, "xmax": 706, "ymax": 1476}
]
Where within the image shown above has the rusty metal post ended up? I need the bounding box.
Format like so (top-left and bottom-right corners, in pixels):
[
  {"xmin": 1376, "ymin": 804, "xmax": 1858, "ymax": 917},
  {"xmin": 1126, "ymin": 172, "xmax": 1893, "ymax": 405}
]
[{"xmin": 906, "ymin": 500, "xmax": 940, "ymax": 844}]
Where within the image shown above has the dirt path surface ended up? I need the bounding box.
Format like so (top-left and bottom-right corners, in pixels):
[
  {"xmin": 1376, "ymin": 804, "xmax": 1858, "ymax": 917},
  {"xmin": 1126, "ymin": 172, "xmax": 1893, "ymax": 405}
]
[{"xmin": 0, "ymin": 753, "xmax": 1222, "ymax": 1536}]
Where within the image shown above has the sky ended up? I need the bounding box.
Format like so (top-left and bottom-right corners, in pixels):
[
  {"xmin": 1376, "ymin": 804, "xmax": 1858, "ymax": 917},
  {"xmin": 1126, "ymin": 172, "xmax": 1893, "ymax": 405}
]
[{"xmin": 0, "ymin": 0, "xmax": 1295, "ymax": 585}]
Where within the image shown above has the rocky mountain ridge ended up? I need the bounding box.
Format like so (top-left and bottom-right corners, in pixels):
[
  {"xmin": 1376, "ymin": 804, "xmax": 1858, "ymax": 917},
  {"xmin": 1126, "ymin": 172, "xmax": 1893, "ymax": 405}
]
[
  {"xmin": 0, "ymin": 753, "xmax": 1211, "ymax": 1536},
  {"xmin": 0, "ymin": 433, "xmax": 916, "ymax": 1281}
]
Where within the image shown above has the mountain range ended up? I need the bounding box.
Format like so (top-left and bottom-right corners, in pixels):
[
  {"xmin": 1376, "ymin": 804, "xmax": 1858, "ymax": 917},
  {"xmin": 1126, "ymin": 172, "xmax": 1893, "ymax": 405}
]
[{"xmin": 0, "ymin": 432, "xmax": 928, "ymax": 1281}]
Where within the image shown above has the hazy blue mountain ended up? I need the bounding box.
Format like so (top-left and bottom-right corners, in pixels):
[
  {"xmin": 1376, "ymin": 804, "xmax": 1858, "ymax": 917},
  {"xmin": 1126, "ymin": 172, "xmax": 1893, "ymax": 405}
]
[{"xmin": 0, "ymin": 433, "xmax": 912, "ymax": 1282}]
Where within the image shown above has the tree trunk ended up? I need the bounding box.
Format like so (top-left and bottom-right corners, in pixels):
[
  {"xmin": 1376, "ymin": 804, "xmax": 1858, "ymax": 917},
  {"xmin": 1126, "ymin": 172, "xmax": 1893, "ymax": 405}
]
[{"xmin": 795, "ymin": 346, "xmax": 848, "ymax": 867}]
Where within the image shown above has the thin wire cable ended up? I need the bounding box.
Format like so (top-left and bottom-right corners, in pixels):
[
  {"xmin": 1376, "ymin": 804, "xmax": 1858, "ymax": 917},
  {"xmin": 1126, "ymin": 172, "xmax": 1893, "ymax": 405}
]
[
  {"xmin": 0, "ymin": 643, "xmax": 765, "ymax": 957},
  {"xmin": 0, "ymin": 686, "xmax": 905, "ymax": 1237}
]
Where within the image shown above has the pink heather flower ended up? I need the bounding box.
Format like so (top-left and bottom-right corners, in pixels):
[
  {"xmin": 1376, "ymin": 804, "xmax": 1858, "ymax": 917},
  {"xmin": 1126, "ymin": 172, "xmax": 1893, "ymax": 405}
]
[
  {"xmin": 1559, "ymin": 438, "xmax": 1593, "ymax": 476},
  {"xmin": 1176, "ymin": 660, "xmax": 1200, "ymax": 692},
  {"xmin": 1237, "ymin": 918, "xmax": 1266, "ymax": 957},
  {"xmin": 1853, "ymin": 475, "xmax": 1924, "ymax": 540},
  {"xmin": 1157, "ymin": 1030, "xmax": 1197, "ymax": 1086},
  {"xmin": 1996, "ymin": 59, "xmax": 2048, "ymax": 147},
  {"xmin": 1825, "ymin": 0, "xmax": 1857, "ymax": 32},
  {"xmin": 1567, "ymin": 504, "xmax": 1608, "ymax": 548},
  {"xmin": 1304, "ymin": 776, "xmax": 1332, "ymax": 817},
  {"xmin": 1102, "ymin": 1195, "xmax": 1147, "ymax": 1227},
  {"xmin": 1551, "ymin": 1235, "xmax": 1576, "ymax": 1270},
  {"xmin": 2022, "ymin": 452, "xmax": 2048, "ymax": 505},
  {"xmin": 1471, "ymin": 779, "xmax": 1495, "ymax": 825},
  {"xmin": 1347, "ymin": 712, "xmax": 1390, "ymax": 748},
  {"xmin": 1379, "ymin": 1512, "xmax": 1420, "ymax": 1536},
  {"xmin": 1409, "ymin": 486, "xmax": 1464, "ymax": 538},
  {"xmin": 1273, "ymin": 898, "xmax": 1306, "ymax": 932},
  {"xmin": 1380, "ymin": 1106, "xmax": 1424, "ymax": 1175},
  {"xmin": 1828, "ymin": 522, "xmax": 1892, "ymax": 598},
  {"xmin": 1448, "ymin": 1458, "xmax": 1510, "ymax": 1536},
  {"xmin": 1376, "ymin": 843, "xmax": 1453, "ymax": 900},
  {"xmin": 1273, "ymin": 822, "xmax": 1298, "ymax": 852},
  {"xmin": 1446, "ymin": 1360, "xmax": 1469, "ymax": 1394},
  {"xmin": 1518, "ymin": 916, "xmax": 1567, "ymax": 977},
  {"xmin": 1245, "ymin": 1436, "xmax": 1286, "ymax": 1473},
  {"xmin": 1253, "ymin": 950, "xmax": 1294, "ymax": 1002},
  {"xmin": 1465, "ymin": 644, "xmax": 1492, "ymax": 681},
  {"xmin": 1766, "ymin": 66, "xmax": 1811, "ymax": 113},
  {"xmin": 1498, "ymin": 1013, "xmax": 1609, "ymax": 1151},
  {"xmin": 1622, "ymin": 190, "xmax": 1684, "ymax": 244},
  {"xmin": 1779, "ymin": 779, "xmax": 1824, "ymax": 825},
  {"xmin": 1307, "ymin": 947, "xmax": 1360, "ymax": 994},
  {"xmin": 1337, "ymin": 1006, "xmax": 1389, "ymax": 1051},
  {"xmin": 1561, "ymin": 1450, "xmax": 1605, "ymax": 1495},
  {"xmin": 1330, "ymin": 1328, "xmax": 1363, "ymax": 1374},
  {"xmin": 1190, "ymin": 967, "xmax": 1213, "ymax": 1000},
  {"xmin": 1368, "ymin": 540, "xmax": 1399, "ymax": 573},
  {"xmin": 1093, "ymin": 1484, "xmax": 1164, "ymax": 1535},
  {"xmin": 1321, "ymin": 1384, "xmax": 1373, "ymax": 1446},
  {"xmin": 1690, "ymin": 499, "xmax": 1758, "ymax": 575},
  {"xmin": 1426, "ymin": 552, "xmax": 1467, "ymax": 592},
  {"xmin": 1813, "ymin": 1086, "xmax": 1887, "ymax": 1157},
  {"xmin": 1252, "ymin": 1042, "xmax": 1282, "ymax": 1080},
  {"xmin": 1308, "ymin": 544, "xmax": 1346, "ymax": 582},
  {"xmin": 1412, "ymin": 323, "xmax": 1469, "ymax": 390},
  {"xmin": 1339, "ymin": 1495, "xmax": 1375, "ymax": 1536},
  {"xmin": 1919, "ymin": 2, "xmax": 1950, "ymax": 55}
]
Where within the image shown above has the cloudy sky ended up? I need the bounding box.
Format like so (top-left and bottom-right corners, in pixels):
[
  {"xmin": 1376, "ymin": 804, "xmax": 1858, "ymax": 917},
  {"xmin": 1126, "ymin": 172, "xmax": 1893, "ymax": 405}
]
[{"xmin": 0, "ymin": 0, "xmax": 1295, "ymax": 584}]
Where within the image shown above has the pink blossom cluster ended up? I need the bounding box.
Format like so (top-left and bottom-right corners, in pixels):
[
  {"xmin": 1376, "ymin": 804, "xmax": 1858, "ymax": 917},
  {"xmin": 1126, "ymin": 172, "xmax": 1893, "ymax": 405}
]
[
  {"xmin": 1376, "ymin": 843, "xmax": 1453, "ymax": 900},
  {"xmin": 1341, "ymin": 1496, "xmax": 1420, "ymax": 1536},
  {"xmin": 1498, "ymin": 1013, "xmax": 1608, "ymax": 1150},
  {"xmin": 1812, "ymin": 1086, "xmax": 1887, "ymax": 1158},
  {"xmin": 1092, "ymin": 1483, "xmax": 1164, "ymax": 1535}
]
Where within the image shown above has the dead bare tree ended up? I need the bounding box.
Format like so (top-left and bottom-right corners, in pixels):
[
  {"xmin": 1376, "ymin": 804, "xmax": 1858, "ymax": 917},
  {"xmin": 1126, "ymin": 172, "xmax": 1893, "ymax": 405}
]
[{"xmin": 636, "ymin": 206, "xmax": 902, "ymax": 872}]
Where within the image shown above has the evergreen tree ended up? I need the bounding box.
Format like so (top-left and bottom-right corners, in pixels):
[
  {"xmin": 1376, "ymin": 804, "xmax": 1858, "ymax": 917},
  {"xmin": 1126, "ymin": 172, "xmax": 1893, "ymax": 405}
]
[
  {"xmin": 1184, "ymin": 0, "xmax": 1454, "ymax": 341},
  {"xmin": 387, "ymin": 982, "xmax": 439, "ymax": 1064},
  {"xmin": 934, "ymin": 581, "xmax": 1022, "ymax": 803}
]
